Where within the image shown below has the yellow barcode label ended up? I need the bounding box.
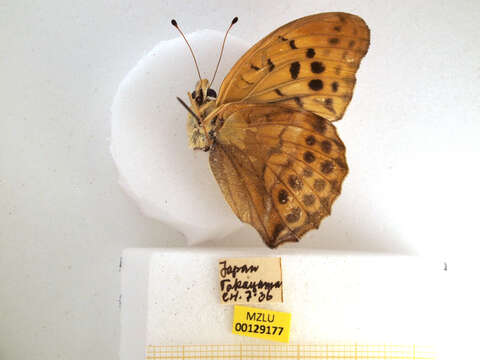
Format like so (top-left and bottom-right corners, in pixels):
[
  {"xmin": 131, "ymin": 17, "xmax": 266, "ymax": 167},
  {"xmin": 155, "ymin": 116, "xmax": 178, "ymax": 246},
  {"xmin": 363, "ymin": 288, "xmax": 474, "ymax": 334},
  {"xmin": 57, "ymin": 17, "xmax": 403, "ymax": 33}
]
[{"xmin": 232, "ymin": 305, "xmax": 291, "ymax": 343}]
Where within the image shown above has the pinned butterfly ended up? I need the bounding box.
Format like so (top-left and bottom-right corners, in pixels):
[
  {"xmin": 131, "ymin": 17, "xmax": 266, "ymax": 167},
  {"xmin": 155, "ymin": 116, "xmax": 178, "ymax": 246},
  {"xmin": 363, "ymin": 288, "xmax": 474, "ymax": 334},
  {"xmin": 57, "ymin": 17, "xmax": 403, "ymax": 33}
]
[{"xmin": 172, "ymin": 13, "xmax": 370, "ymax": 248}]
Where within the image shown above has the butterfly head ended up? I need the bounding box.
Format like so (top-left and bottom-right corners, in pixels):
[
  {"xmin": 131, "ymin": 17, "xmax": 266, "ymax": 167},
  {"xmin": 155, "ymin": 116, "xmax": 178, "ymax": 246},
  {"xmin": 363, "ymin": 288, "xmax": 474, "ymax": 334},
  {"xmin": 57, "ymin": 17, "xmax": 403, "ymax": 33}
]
[
  {"xmin": 171, "ymin": 17, "xmax": 238, "ymax": 152},
  {"xmin": 189, "ymin": 79, "xmax": 217, "ymax": 109},
  {"xmin": 181, "ymin": 79, "xmax": 217, "ymax": 152}
]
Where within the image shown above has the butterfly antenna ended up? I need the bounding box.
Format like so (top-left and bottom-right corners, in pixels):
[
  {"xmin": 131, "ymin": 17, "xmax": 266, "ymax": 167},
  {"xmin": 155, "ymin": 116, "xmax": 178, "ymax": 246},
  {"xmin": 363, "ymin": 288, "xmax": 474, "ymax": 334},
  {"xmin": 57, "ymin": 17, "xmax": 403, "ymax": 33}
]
[
  {"xmin": 171, "ymin": 19, "xmax": 202, "ymax": 82},
  {"xmin": 209, "ymin": 17, "xmax": 238, "ymax": 88},
  {"xmin": 176, "ymin": 97, "xmax": 201, "ymax": 125}
]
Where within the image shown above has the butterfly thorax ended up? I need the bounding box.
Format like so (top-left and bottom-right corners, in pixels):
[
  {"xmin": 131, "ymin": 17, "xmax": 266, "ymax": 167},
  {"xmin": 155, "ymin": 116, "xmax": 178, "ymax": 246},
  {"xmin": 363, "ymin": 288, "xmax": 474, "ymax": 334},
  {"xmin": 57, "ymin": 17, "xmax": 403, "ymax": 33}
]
[{"xmin": 187, "ymin": 79, "xmax": 221, "ymax": 151}]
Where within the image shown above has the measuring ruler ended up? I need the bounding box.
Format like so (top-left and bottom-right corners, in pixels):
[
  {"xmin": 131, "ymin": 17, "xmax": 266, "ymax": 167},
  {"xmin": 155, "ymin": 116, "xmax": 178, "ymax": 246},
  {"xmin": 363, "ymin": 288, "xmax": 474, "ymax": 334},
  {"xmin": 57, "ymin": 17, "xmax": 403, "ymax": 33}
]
[{"xmin": 146, "ymin": 344, "xmax": 435, "ymax": 359}]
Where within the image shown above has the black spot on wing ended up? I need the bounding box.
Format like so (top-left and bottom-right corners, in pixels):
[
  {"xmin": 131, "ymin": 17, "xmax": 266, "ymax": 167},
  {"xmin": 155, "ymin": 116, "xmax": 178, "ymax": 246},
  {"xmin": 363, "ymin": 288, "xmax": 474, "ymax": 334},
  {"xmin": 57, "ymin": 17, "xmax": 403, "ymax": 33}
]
[
  {"xmin": 286, "ymin": 207, "xmax": 301, "ymax": 223},
  {"xmin": 308, "ymin": 79, "xmax": 324, "ymax": 91},
  {"xmin": 314, "ymin": 179, "xmax": 326, "ymax": 192},
  {"xmin": 305, "ymin": 135, "xmax": 316, "ymax": 146},
  {"xmin": 267, "ymin": 58, "xmax": 275, "ymax": 72},
  {"xmin": 288, "ymin": 175, "xmax": 303, "ymax": 190},
  {"xmin": 320, "ymin": 140, "xmax": 332, "ymax": 154},
  {"xmin": 303, "ymin": 168, "xmax": 313, "ymax": 177},
  {"xmin": 303, "ymin": 151, "xmax": 315, "ymax": 163},
  {"xmin": 289, "ymin": 62, "xmax": 300, "ymax": 79},
  {"xmin": 321, "ymin": 160, "xmax": 334, "ymax": 174},
  {"xmin": 278, "ymin": 189, "xmax": 289, "ymax": 204},
  {"xmin": 324, "ymin": 98, "xmax": 335, "ymax": 113},
  {"xmin": 310, "ymin": 61, "xmax": 325, "ymax": 74},
  {"xmin": 303, "ymin": 194, "xmax": 316, "ymax": 206}
]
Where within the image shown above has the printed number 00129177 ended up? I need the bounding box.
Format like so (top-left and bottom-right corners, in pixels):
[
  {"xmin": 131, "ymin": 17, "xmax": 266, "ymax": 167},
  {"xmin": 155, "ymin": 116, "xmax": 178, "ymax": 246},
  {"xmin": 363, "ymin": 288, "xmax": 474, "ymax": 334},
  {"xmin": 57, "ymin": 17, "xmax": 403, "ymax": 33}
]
[
  {"xmin": 232, "ymin": 305, "xmax": 291, "ymax": 342},
  {"xmin": 234, "ymin": 322, "xmax": 284, "ymax": 335}
]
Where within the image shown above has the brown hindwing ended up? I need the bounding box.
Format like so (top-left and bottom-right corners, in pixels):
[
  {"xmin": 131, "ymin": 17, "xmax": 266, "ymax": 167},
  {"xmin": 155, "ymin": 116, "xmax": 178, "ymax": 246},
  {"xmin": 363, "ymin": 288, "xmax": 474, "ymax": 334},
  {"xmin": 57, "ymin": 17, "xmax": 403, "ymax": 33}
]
[{"xmin": 209, "ymin": 103, "xmax": 348, "ymax": 248}]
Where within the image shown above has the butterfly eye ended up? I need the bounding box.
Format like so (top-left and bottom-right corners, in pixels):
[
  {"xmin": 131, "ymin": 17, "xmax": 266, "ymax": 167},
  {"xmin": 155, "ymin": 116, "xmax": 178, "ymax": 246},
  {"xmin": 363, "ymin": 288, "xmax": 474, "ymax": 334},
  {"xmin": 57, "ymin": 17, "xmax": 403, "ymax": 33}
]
[
  {"xmin": 191, "ymin": 91, "xmax": 196, "ymax": 99},
  {"xmin": 207, "ymin": 88, "xmax": 217, "ymax": 98},
  {"xmin": 195, "ymin": 89, "xmax": 204, "ymax": 105}
]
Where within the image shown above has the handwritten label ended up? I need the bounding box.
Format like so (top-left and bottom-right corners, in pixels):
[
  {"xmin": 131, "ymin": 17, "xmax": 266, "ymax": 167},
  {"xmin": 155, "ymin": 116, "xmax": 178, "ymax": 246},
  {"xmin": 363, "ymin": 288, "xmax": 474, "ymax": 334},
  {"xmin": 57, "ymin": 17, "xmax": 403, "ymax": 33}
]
[
  {"xmin": 219, "ymin": 257, "xmax": 283, "ymax": 304},
  {"xmin": 232, "ymin": 305, "xmax": 291, "ymax": 343}
]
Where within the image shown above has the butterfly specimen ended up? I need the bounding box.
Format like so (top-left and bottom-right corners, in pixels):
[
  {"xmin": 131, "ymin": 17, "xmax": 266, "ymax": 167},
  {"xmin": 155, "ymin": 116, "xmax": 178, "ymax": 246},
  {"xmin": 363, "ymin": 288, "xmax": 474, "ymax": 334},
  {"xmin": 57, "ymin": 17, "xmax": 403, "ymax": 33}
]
[{"xmin": 172, "ymin": 13, "xmax": 370, "ymax": 248}]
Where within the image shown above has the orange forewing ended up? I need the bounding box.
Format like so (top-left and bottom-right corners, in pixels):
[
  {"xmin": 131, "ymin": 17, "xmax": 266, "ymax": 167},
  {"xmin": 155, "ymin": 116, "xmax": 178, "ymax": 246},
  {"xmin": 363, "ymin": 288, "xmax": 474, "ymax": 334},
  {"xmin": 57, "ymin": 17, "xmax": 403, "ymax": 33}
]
[{"xmin": 217, "ymin": 12, "xmax": 370, "ymax": 121}]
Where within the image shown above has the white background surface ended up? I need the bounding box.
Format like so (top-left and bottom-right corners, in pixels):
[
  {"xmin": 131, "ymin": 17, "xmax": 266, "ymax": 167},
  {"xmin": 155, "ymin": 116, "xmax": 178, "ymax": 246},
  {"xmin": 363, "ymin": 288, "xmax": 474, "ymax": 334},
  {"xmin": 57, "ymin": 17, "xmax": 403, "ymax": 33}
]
[
  {"xmin": 110, "ymin": 30, "xmax": 249, "ymax": 245},
  {"xmin": 145, "ymin": 251, "xmax": 444, "ymax": 345},
  {"xmin": 1, "ymin": 1, "xmax": 480, "ymax": 360}
]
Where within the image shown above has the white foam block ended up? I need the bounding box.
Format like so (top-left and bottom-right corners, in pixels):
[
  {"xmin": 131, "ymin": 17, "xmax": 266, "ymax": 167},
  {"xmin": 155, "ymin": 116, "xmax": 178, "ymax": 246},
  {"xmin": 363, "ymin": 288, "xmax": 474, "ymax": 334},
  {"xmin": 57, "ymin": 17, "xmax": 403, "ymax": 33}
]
[
  {"xmin": 111, "ymin": 31, "xmax": 249, "ymax": 244},
  {"xmin": 120, "ymin": 248, "xmax": 446, "ymax": 360}
]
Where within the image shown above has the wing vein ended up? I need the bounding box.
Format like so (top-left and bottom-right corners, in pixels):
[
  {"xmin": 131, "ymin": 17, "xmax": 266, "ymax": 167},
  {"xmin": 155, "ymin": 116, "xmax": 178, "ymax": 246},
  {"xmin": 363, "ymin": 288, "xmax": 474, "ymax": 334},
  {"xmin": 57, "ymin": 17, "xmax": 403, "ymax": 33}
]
[
  {"xmin": 218, "ymin": 13, "xmax": 369, "ymax": 104},
  {"xmin": 245, "ymin": 133, "xmax": 338, "ymax": 161},
  {"xmin": 233, "ymin": 145, "xmax": 299, "ymax": 242},
  {"xmin": 218, "ymin": 145, "xmax": 271, "ymax": 238},
  {"xmin": 265, "ymin": 161, "xmax": 329, "ymax": 215},
  {"xmin": 252, "ymin": 49, "xmax": 363, "ymax": 71},
  {"xmin": 270, "ymin": 145, "xmax": 342, "ymax": 187},
  {"xmin": 261, "ymin": 163, "xmax": 301, "ymax": 240},
  {"xmin": 241, "ymin": 123, "xmax": 340, "ymax": 143},
  {"xmin": 245, "ymin": 16, "xmax": 365, "ymax": 67},
  {"xmin": 264, "ymin": 162, "xmax": 310, "ymax": 215},
  {"xmin": 243, "ymin": 71, "xmax": 356, "ymax": 102}
]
